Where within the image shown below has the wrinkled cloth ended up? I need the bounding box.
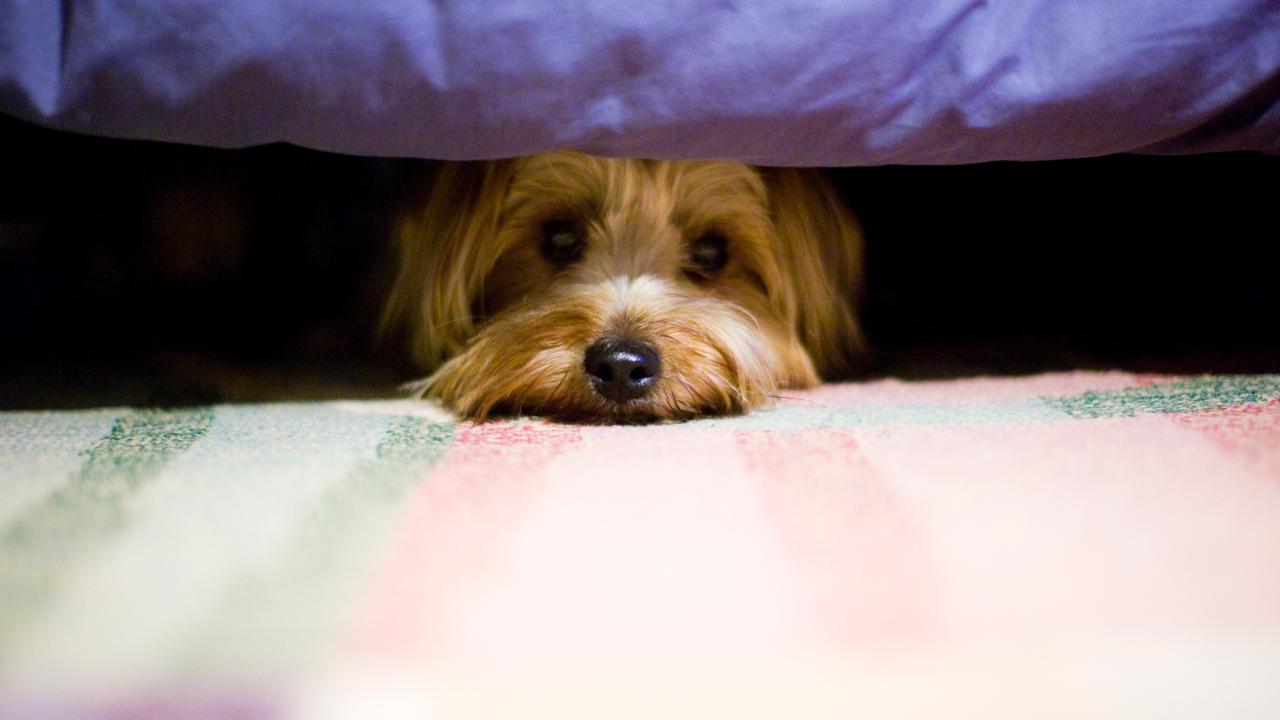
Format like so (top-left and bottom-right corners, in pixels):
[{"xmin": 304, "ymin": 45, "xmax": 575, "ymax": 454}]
[{"xmin": 1, "ymin": 1, "xmax": 1278, "ymax": 163}]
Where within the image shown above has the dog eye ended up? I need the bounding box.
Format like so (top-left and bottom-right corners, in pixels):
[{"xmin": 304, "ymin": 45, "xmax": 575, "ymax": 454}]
[
  {"xmin": 540, "ymin": 220, "xmax": 585, "ymax": 265},
  {"xmin": 689, "ymin": 233, "xmax": 729, "ymax": 274}
]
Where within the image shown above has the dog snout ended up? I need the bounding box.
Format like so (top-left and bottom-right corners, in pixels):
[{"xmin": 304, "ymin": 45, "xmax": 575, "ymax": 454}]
[{"xmin": 584, "ymin": 338, "xmax": 661, "ymax": 402}]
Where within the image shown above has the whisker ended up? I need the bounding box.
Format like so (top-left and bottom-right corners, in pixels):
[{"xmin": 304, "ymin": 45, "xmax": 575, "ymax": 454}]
[
  {"xmin": 426, "ymin": 315, "xmax": 478, "ymax": 333},
  {"xmin": 549, "ymin": 367, "xmax": 577, "ymax": 403}
]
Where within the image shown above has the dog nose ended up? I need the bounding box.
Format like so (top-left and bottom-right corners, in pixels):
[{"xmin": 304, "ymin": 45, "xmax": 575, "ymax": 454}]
[{"xmin": 584, "ymin": 339, "xmax": 661, "ymax": 402}]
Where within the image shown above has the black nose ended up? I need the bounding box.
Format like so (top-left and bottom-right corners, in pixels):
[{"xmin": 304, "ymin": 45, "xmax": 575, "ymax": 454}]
[{"xmin": 584, "ymin": 338, "xmax": 661, "ymax": 402}]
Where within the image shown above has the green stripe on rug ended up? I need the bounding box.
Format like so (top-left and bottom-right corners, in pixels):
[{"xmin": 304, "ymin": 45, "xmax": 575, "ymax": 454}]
[
  {"xmin": 1042, "ymin": 375, "xmax": 1280, "ymax": 419},
  {"xmin": 169, "ymin": 416, "xmax": 455, "ymax": 680},
  {"xmin": 0, "ymin": 409, "xmax": 119, "ymax": 528},
  {"xmin": 0, "ymin": 408, "xmax": 214, "ymax": 647}
]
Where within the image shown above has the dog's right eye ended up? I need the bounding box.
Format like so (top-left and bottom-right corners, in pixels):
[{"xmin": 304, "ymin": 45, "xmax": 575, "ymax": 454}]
[
  {"xmin": 540, "ymin": 220, "xmax": 586, "ymax": 266},
  {"xmin": 688, "ymin": 232, "xmax": 729, "ymax": 275}
]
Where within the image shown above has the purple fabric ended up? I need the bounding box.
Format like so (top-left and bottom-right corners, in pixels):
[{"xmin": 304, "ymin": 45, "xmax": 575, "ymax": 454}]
[{"xmin": 1, "ymin": 1, "xmax": 1278, "ymax": 164}]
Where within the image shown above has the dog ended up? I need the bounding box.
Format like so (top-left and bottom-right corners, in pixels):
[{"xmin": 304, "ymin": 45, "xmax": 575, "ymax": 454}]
[{"xmin": 382, "ymin": 151, "xmax": 865, "ymax": 422}]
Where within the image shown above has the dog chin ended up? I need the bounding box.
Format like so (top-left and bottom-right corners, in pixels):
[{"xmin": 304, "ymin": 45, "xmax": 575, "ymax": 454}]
[{"xmin": 409, "ymin": 276, "xmax": 802, "ymax": 423}]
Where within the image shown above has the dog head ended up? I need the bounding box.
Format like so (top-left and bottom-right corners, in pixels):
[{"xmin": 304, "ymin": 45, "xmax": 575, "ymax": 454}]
[{"xmin": 384, "ymin": 151, "xmax": 863, "ymax": 422}]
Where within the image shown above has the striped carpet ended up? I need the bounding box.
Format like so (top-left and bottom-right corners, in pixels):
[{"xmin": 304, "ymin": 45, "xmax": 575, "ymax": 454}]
[{"xmin": 2, "ymin": 372, "xmax": 1279, "ymax": 718}]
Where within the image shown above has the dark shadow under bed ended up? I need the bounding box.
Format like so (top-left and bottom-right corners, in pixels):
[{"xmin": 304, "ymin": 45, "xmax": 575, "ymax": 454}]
[{"xmin": 2, "ymin": 117, "xmax": 1277, "ymax": 409}]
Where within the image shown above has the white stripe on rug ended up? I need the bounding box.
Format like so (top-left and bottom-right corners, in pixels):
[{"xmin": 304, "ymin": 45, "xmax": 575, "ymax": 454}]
[{"xmin": 4, "ymin": 403, "xmax": 394, "ymax": 695}]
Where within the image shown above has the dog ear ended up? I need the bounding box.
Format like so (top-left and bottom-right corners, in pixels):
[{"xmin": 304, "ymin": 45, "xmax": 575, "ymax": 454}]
[
  {"xmin": 760, "ymin": 168, "xmax": 867, "ymax": 378},
  {"xmin": 381, "ymin": 160, "xmax": 514, "ymax": 370}
]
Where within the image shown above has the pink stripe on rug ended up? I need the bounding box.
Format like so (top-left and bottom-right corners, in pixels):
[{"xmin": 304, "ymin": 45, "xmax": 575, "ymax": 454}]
[
  {"xmin": 737, "ymin": 428, "xmax": 937, "ymax": 647},
  {"xmin": 796, "ymin": 371, "xmax": 1142, "ymax": 406},
  {"xmin": 348, "ymin": 421, "xmax": 582, "ymax": 660},
  {"xmin": 1170, "ymin": 397, "xmax": 1280, "ymax": 479},
  {"xmin": 854, "ymin": 414, "xmax": 1280, "ymax": 642},
  {"xmin": 346, "ymin": 423, "xmax": 940, "ymax": 671}
]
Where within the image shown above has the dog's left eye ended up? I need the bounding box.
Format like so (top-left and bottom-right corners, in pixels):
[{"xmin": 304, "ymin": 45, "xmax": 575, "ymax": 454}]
[
  {"xmin": 689, "ymin": 233, "xmax": 729, "ymax": 274},
  {"xmin": 540, "ymin": 220, "xmax": 586, "ymax": 265}
]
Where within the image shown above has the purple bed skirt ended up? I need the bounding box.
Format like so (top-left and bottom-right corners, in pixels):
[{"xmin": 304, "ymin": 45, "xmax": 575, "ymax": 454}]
[{"xmin": 2, "ymin": 1, "xmax": 1277, "ymax": 164}]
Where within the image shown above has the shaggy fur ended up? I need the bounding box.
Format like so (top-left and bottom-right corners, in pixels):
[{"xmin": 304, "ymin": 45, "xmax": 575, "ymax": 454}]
[{"xmin": 383, "ymin": 151, "xmax": 864, "ymax": 422}]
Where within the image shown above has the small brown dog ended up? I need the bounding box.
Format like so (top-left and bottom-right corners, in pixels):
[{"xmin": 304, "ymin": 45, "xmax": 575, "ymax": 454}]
[{"xmin": 383, "ymin": 151, "xmax": 864, "ymax": 422}]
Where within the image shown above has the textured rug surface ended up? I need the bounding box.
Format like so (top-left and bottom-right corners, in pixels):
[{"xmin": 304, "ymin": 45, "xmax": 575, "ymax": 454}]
[{"xmin": 2, "ymin": 372, "xmax": 1280, "ymax": 719}]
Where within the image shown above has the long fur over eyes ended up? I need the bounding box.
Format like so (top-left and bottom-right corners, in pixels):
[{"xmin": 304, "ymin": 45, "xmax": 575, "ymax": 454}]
[{"xmin": 382, "ymin": 152, "xmax": 864, "ymax": 422}]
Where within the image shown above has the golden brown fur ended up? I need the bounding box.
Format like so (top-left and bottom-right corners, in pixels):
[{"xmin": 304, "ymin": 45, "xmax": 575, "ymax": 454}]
[{"xmin": 383, "ymin": 151, "xmax": 864, "ymax": 422}]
